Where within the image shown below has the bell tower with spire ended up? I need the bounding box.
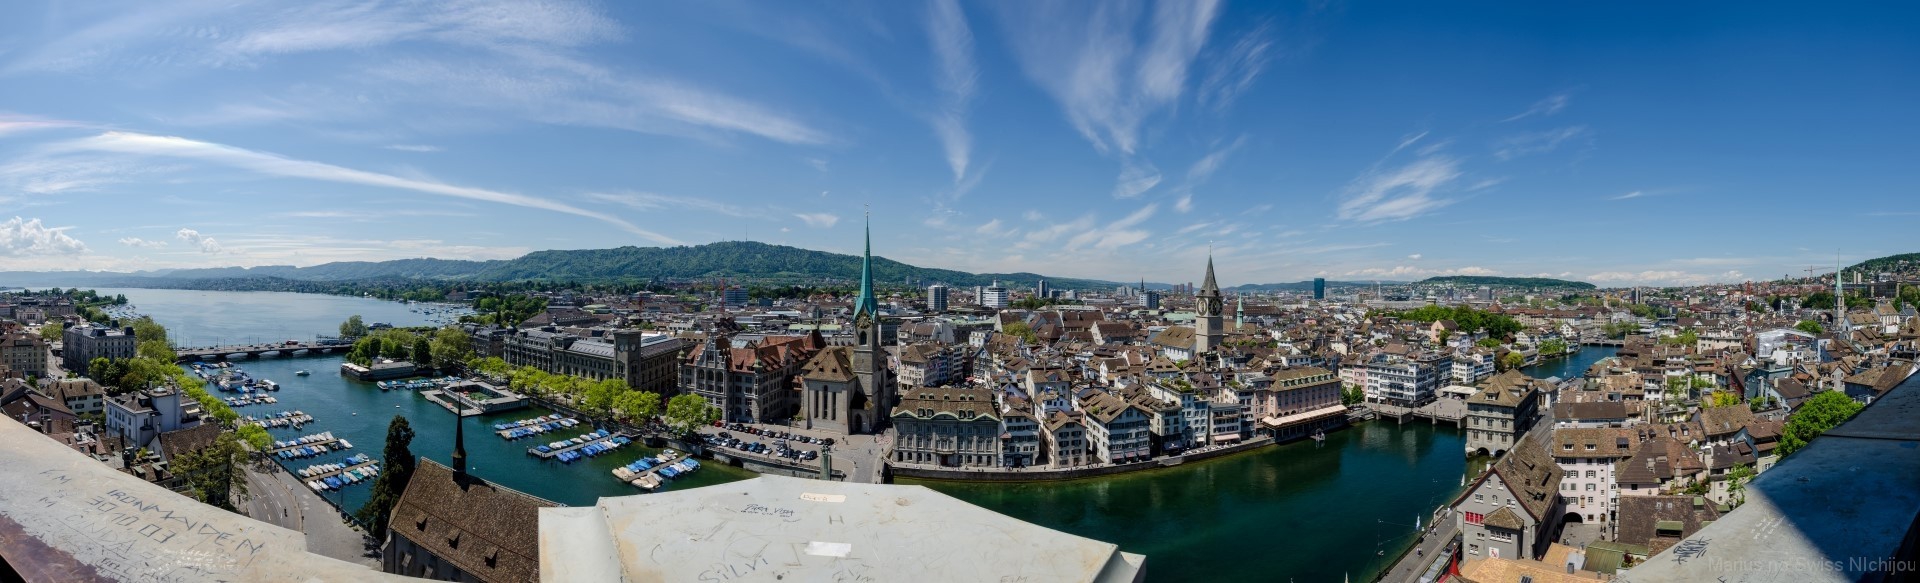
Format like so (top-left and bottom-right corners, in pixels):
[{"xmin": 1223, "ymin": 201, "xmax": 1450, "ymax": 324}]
[
  {"xmin": 1195, "ymin": 253, "xmax": 1224, "ymax": 354},
  {"xmin": 849, "ymin": 210, "xmax": 895, "ymax": 433}
]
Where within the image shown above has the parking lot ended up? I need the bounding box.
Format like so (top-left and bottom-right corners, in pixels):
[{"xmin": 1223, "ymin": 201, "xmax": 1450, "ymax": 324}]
[{"xmin": 700, "ymin": 422, "xmax": 830, "ymax": 464}]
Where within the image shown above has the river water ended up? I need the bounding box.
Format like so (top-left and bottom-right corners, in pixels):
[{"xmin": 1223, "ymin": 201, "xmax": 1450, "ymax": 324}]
[{"xmin": 91, "ymin": 287, "xmax": 1519, "ymax": 581}]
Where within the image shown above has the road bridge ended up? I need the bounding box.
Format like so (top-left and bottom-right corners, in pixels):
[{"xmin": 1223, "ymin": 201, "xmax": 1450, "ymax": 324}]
[{"xmin": 174, "ymin": 342, "xmax": 352, "ymax": 362}]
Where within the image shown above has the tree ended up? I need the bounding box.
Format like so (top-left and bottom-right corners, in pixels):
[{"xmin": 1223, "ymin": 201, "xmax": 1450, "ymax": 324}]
[
  {"xmin": 1002, "ymin": 322, "xmax": 1039, "ymax": 344},
  {"xmin": 357, "ymin": 416, "xmax": 416, "ymax": 539},
  {"xmin": 581, "ymin": 379, "xmax": 625, "ymax": 416},
  {"xmin": 87, "ymin": 357, "xmax": 127, "ymax": 389},
  {"xmin": 412, "ymin": 337, "xmax": 434, "ymax": 366},
  {"xmin": 664, "ymin": 393, "xmax": 720, "ymax": 435},
  {"xmin": 1660, "ymin": 329, "xmax": 1699, "ymax": 346},
  {"xmin": 172, "ymin": 432, "xmax": 249, "ymax": 510},
  {"xmin": 236, "ymin": 425, "xmax": 272, "ymax": 451},
  {"xmin": 340, "ymin": 315, "xmax": 369, "ymax": 338},
  {"xmin": 1794, "ymin": 320, "xmax": 1824, "ymax": 335},
  {"xmin": 1706, "ymin": 391, "xmax": 1742, "ymax": 408},
  {"xmin": 1778, "ymin": 391, "xmax": 1865, "ymax": 457},
  {"xmin": 1340, "ymin": 386, "xmax": 1365, "ymax": 406},
  {"xmin": 429, "ymin": 326, "xmax": 473, "ymax": 370},
  {"xmin": 137, "ymin": 339, "xmax": 176, "ymax": 362},
  {"xmin": 120, "ymin": 357, "xmax": 178, "ymax": 390},
  {"xmin": 1602, "ymin": 321, "xmax": 1638, "ymax": 339},
  {"xmin": 1497, "ymin": 352, "xmax": 1526, "ymax": 372},
  {"xmin": 1539, "ymin": 338, "xmax": 1569, "ymax": 356},
  {"xmin": 614, "ymin": 390, "xmax": 663, "ymax": 423},
  {"xmin": 1476, "ymin": 337, "xmax": 1501, "ymax": 349},
  {"xmin": 128, "ymin": 316, "xmax": 168, "ymax": 344},
  {"xmin": 1437, "ymin": 330, "xmax": 1452, "ymax": 346},
  {"xmin": 39, "ymin": 322, "xmax": 63, "ymax": 343}
]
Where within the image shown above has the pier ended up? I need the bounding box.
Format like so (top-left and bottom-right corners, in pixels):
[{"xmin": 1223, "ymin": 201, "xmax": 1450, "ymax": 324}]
[
  {"xmin": 269, "ymin": 433, "xmax": 346, "ymax": 455},
  {"xmin": 299, "ymin": 459, "xmax": 378, "ymax": 484},
  {"xmin": 528, "ymin": 430, "xmax": 632, "ymax": 460}
]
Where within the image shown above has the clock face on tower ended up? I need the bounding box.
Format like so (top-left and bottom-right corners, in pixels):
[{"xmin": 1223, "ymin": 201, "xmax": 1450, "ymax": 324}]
[{"xmin": 855, "ymin": 313, "xmax": 872, "ymax": 330}]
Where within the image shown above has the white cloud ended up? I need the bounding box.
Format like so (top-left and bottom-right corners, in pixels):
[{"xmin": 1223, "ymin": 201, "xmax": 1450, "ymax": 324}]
[
  {"xmin": 994, "ymin": 0, "xmax": 1222, "ymax": 155},
  {"xmin": 0, "ymin": 217, "xmax": 88, "ymax": 256},
  {"xmin": 1022, "ymin": 210, "xmax": 1044, "ymax": 222},
  {"xmin": 1493, "ymin": 126, "xmax": 1589, "ymax": 161},
  {"xmin": 1198, "ymin": 21, "xmax": 1273, "ymax": 112},
  {"xmin": 1337, "ymin": 156, "xmax": 1461, "ymax": 223},
  {"xmin": 926, "ymin": 0, "xmax": 978, "ymax": 186},
  {"xmin": 1186, "ymin": 135, "xmax": 1246, "ymax": 183},
  {"xmin": 975, "ymin": 218, "xmax": 1006, "ymax": 235},
  {"xmin": 1113, "ymin": 159, "xmax": 1163, "ymax": 198},
  {"xmin": 1066, "ymin": 203, "xmax": 1158, "ymax": 250},
  {"xmin": 1175, "ymin": 192, "xmax": 1194, "ymax": 213},
  {"xmin": 55, "ymin": 131, "xmax": 681, "ymax": 244},
  {"xmin": 118, "ymin": 237, "xmax": 166, "ymax": 248},
  {"xmin": 1408, "ymin": 254, "xmax": 1422, "ymax": 260},
  {"xmin": 175, "ymin": 228, "xmax": 224, "ymax": 253},
  {"xmin": 384, "ymin": 144, "xmax": 443, "ymax": 153},
  {"xmin": 1611, "ymin": 190, "xmax": 1647, "ymax": 200},
  {"xmin": 585, "ymin": 191, "xmax": 761, "ymax": 219},
  {"xmin": 1502, "ymin": 91, "xmax": 1571, "ymax": 122},
  {"xmin": 794, "ymin": 213, "xmax": 840, "ymax": 228}
]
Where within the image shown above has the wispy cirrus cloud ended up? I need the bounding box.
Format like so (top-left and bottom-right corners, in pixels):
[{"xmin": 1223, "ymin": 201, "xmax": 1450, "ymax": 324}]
[
  {"xmin": 1501, "ymin": 91, "xmax": 1572, "ymax": 122},
  {"xmin": 1113, "ymin": 159, "xmax": 1164, "ymax": 199},
  {"xmin": 585, "ymin": 191, "xmax": 762, "ymax": 219},
  {"xmin": 54, "ymin": 131, "xmax": 682, "ymax": 244},
  {"xmin": 118, "ymin": 237, "xmax": 166, "ymax": 249},
  {"xmin": 994, "ymin": 0, "xmax": 1222, "ymax": 156},
  {"xmin": 384, "ymin": 144, "xmax": 442, "ymax": 153},
  {"xmin": 1337, "ymin": 156, "xmax": 1462, "ymax": 223},
  {"xmin": 794, "ymin": 213, "xmax": 840, "ymax": 228},
  {"xmin": 1493, "ymin": 125, "xmax": 1589, "ymax": 160},
  {"xmin": 926, "ymin": 0, "xmax": 979, "ymax": 191},
  {"xmin": 0, "ymin": 217, "xmax": 89, "ymax": 256}
]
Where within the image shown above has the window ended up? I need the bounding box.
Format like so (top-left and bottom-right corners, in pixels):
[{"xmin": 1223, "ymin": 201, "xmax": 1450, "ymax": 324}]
[
  {"xmin": 1464, "ymin": 512, "xmax": 1485, "ymax": 525},
  {"xmin": 1586, "ymin": 484, "xmax": 1596, "ymax": 491}
]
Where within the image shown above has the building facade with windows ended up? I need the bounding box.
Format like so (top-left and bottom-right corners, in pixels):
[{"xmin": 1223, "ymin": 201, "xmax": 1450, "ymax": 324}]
[
  {"xmin": 62, "ymin": 324, "xmax": 137, "ymax": 377},
  {"xmin": 890, "ymin": 386, "xmax": 1002, "ymax": 468}
]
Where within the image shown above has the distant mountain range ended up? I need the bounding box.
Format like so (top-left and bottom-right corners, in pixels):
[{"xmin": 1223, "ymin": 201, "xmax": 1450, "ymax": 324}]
[
  {"xmin": 1417, "ymin": 275, "xmax": 1596, "ymax": 289},
  {"xmin": 1, "ymin": 242, "xmax": 1124, "ymax": 290},
  {"xmin": 1224, "ymin": 280, "xmax": 1405, "ymax": 292}
]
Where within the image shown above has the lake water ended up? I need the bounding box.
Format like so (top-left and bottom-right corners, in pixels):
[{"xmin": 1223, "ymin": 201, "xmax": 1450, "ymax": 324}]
[
  {"xmin": 94, "ymin": 287, "xmax": 1486, "ymax": 581},
  {"xmin": 86, "ymin": 287, "xmax": 468, "ymax": 348}
]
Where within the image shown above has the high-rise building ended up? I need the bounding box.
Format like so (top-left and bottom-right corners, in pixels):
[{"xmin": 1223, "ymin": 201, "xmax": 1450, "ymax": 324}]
[
  {"xmin": 722, "ymin": 286, "xmax": 749, "ymax": 306},
  {"xmin": 1138, "ymin": 291, "xmax": 1161, "ymax": 309},
  {"xmin": 1312, "ymin": 278, "xmax": 1326, "ymax": 300},
  {"xmin": 927, "ymin": 284, "xmax": 949, "ymax": 312},
  {"xmin": 1035, "ymin": 280, "xmax": 1051, "ymax": 301},
  {"xmin": 981, "ymin": 282, "xmax": 1010, "ymax": 309},
  {"xmin": 1479, "ymin": 286, "xmax": 1494, "ymax": 302}
]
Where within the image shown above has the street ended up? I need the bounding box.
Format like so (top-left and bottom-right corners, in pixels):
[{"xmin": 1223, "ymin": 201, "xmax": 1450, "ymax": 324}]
[
  {"xmin": 1376, "ymin": 510, "xmax": 1460, "ymax": 583},
  {"xmin": 707, "ymin": 420, "xmax": 890, "ymax": 483},
  {"xmin": 240, "ymin": 462, "xmax": 379, "ymax": 568}
]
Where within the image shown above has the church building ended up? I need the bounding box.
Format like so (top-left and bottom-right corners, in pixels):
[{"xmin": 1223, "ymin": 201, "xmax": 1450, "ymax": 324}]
[{"xmin": 799, "ymin": 215, "xmax": 899, "ymax": 435}]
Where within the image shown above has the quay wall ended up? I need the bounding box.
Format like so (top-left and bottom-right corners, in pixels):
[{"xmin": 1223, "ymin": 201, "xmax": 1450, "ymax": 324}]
[{"xmin": 891, "ymin": 436, "xmax": 1276, "ymax": 482}]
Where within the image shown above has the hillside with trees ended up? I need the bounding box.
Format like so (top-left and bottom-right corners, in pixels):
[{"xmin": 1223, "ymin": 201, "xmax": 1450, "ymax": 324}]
[{"xmin": 1846, "ymin": 252, "xmax": 1920, "ymax": 276}]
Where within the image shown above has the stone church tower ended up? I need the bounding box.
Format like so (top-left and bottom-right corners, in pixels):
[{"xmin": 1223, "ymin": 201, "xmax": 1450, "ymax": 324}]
[{"xmin": 1195, "ymin": 254, "xmax": 1224, "ymax": 354}]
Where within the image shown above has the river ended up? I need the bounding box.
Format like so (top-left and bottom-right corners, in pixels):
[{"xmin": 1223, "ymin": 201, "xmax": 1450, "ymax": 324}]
[
  {"xmin": 1520, "ymin": 344, "xmax": 1618, "ymax": 381},
  {"xmin": 94, "ymin": 287, "xmax": 1490, "ymax": 581}
]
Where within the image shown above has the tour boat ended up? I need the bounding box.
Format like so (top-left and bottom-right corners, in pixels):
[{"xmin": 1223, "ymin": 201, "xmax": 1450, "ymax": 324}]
[{"xmin": 295, "ymin": 370, "xmax": 311, "ymax": 376}]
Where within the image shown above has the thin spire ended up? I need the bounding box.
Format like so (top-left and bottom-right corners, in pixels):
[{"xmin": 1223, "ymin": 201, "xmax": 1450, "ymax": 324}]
[
  {"xmin": 854, "ymin": 207, "xmax": 878, "ymax": 318},
  {"xmin": 1201, "ymin": 252, "xmax": 1220, "ymax": 295},
  {"xmin": 451, "ymin": 400, "xmax": 467, "ymax": 476}
]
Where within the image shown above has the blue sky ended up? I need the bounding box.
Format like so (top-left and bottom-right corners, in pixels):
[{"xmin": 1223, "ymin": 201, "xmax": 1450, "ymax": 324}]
[{"xmin": 1, "ymin": 1, "xmax": 1915, "ymax": 286}]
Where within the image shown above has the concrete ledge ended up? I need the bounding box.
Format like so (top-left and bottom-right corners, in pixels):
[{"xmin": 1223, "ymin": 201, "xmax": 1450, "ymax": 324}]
[{"xmin": 1620, "ymin": 373, "xmax": 1920, "ymax": 582}]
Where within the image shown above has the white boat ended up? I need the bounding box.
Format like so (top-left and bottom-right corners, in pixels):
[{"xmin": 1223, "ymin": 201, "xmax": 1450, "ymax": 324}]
[
  {"xmin": 295, "ymin": 370, "xmax": 311, "ymax": 376},
  {"xmin": 259, "ymin": 380, "xmax": 280, "ymax": 391}
]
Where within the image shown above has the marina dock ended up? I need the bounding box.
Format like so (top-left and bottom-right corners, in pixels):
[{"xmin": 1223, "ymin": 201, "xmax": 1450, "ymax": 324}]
[
  {"xmin": 527, "ymin": 429, "xmax": 632, "ymax": 462},
  {"xmin": 269, "ymin": 432, "xmax": 352, "ymax": 459},
  {"xmin": 611, "ymin": 450, "xmax": 702, "ymax": 491},
  {"xmin": 295, "ymin": 457, "xmax": 381, "ymax": 492},
  {"xmin": 246, "ymin": 411, "xmax": 314, "ymax": 429},
  {"xmin": 493, "ymin": 414, "xmax": 579, "ymax": 440}
]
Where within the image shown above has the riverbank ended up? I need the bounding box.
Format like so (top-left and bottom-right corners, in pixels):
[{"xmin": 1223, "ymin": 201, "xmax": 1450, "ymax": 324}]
[{"xmin": 892, "ymin": 436, "xmax": 1279, "ymax": 482}]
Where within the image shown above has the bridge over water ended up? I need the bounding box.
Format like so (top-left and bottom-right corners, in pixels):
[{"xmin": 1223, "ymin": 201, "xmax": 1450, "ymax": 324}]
[{"xmin": 173, "ymin": 342, "xmax": 352, "ymax": 362}]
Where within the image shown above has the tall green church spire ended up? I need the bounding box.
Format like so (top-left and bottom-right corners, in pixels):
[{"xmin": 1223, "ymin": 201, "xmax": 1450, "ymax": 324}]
[{"xmin": 855, "ymin": 209, "xmax": 878, "ymax": 318}]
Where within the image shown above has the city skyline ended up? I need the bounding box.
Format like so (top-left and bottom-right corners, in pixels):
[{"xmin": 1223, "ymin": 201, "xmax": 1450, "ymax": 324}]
[{"xmin": 1, "ymin": 1, "xmax": 1916, "ymax": 286}]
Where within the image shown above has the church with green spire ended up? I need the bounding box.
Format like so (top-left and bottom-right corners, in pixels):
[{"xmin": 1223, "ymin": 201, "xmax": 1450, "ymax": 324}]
[{"xmin": 797, "ymin": 213, "xmax": 898, "ymax": 435}]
